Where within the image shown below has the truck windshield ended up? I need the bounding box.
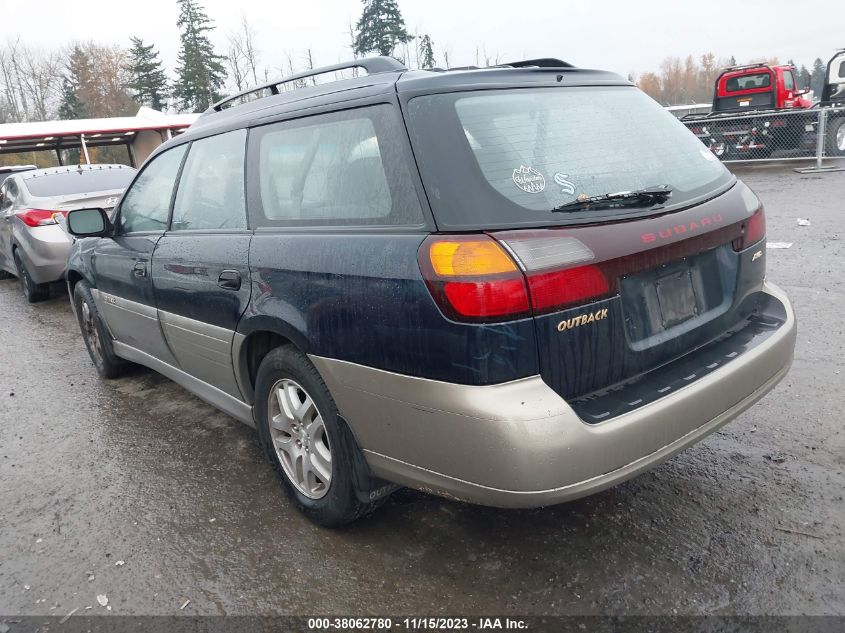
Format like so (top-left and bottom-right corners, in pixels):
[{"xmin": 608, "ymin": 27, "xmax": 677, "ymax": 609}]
[{"xmin": 406, "ymin": 86, "xmax": 733, "ymax": 229}]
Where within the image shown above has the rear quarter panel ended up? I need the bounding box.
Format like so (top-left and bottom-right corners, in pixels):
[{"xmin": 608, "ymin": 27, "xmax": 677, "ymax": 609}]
[{"xmin": 242, "ymin": 231, "xmax": 539, "ymax": 385}]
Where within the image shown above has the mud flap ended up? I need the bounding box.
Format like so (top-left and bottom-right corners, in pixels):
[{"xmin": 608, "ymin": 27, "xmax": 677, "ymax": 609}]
[{"xmin": 343, "ymin": 416, "xmax": 401, "ymax": 503}]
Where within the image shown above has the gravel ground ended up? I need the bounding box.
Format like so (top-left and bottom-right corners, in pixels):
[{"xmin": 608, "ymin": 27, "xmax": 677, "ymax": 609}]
[{"xmin": 0, "ymin": 163, "xmax": 843, "ymax": 617}]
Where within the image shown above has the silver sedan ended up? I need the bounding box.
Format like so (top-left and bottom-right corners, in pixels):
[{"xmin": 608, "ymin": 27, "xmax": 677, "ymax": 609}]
[{"xmin": 0, "ymin": 164, "xmax": 136, "ymax": 302}]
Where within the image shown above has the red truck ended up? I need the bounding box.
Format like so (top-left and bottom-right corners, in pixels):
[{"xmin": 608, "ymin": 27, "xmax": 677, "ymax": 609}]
[{"xmin": 683, "ymin": 49, "xmax": 845, "ymax": 159}]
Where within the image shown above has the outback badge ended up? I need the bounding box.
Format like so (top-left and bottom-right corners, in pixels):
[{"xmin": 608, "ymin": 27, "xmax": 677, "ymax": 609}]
[{"xmin": 557, "ymin": 308, "xmax": 608, "ymax": 332}]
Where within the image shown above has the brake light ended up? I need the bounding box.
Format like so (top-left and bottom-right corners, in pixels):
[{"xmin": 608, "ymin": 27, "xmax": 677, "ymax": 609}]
[
  {"xmin": 419, "ymin": 235, "xmax": 530, "ymax": 321},
  {"xmin": 16, "ymin": 209, "xmax": 66, "ymax": 227},
  {"xmin": 419, "ymin": 234, "xmax": 612, "ymax": 322},
  {"xmin": 526, "ymin": 265, "xmax": 610, "ymax": 312},
  {"xmin": 733, "ymin": 207, "xmax": 766, "ymax": 251}
]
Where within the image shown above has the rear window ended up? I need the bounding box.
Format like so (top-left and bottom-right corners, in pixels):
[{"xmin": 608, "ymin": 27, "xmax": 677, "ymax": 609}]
[
  {"xmin": 406, "ymin": 86, "xmax": 732, "ymax": 229},
  {"xmin": 725, "ymin": 72, "xmax": 771, "ymax": 92},
  {"xmin": 23, "ymin": 168, "xmax": 134, "ymax": 197}
]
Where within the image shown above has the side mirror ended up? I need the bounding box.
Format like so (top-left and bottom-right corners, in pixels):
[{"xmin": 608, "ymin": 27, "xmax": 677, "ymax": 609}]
[{"xmin": 66, "ymin": 208, "xmax": 112, "ymax": 237}]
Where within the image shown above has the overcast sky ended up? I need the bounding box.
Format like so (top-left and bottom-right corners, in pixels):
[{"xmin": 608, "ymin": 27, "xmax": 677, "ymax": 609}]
[{"xmin": 2, "ymin": 0, "xmax": 839, "ymax": 82}]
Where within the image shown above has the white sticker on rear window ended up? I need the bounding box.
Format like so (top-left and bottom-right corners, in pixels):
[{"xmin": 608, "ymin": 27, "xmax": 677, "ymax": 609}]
[
  {"xmin": 553, "ymin": 173, "xmax": 576, "ymax": 195},
  {"xmin": 512, "ymin": 165, "xmax": 545, "ymax": 194}
]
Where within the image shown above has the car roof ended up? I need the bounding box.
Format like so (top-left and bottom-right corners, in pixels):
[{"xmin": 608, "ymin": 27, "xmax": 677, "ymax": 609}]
[
  {"xmin": 177, "ymin": 56, "xmax": 630, "ymax": 145},
  {"xmin": 19, "ymin": 164, "xmax": 134, "ymax": 181}
]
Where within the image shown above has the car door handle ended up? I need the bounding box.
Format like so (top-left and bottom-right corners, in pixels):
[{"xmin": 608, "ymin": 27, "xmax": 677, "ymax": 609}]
[
  {"xmin": 133, "ymin": 262, "xmax": 147, "ymax": 278},
  {"xmin": 218, "ymin": 270, "xmax": 241, "ymax": 290}
]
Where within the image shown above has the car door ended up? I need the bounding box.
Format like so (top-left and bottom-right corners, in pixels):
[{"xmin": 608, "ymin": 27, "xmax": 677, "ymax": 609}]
[
  {"xmin": 0, "ymin": 179, "xmax": 19, "ymax": 271},
  {"xmin": 151, "ymin": 129, "xmax": 251, "ymax": 398},
  {"xmin": 91, "ymin": 144, "xmax": 188, "ymax": 366}
]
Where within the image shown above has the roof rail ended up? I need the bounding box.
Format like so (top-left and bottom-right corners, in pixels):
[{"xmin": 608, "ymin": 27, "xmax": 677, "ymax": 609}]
[
  {"xmin": 499, "ymin": 58, "xmax": 574, "ymax": 68},
  {"xmin": 209, "ymin": 56, "xmax": 406, "ymax": 113}
]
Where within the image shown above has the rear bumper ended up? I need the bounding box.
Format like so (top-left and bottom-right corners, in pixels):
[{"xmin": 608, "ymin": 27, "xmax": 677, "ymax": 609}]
[
  {"xmin": 14, "ymin": 224, "xmax": 70, "ymax": 284},
  {"xmin": 311, "ymin": 281, "xmax": 796, "ymax": 508}
]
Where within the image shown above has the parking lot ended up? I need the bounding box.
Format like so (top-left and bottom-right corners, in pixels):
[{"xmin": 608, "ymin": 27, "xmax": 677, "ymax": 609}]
[{"xmin": 0, "ymin": 164, "xmax": 843, "ymax": 617}]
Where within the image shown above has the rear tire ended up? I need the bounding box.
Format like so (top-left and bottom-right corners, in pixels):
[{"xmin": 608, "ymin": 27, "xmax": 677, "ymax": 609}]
[
  {"xmin": 0, "ymin": 268, "xmax": 13, "ymax": 280},
  {"xmin": 73, "ymin": 281, "xmax": 130, "ymax": 379},
  {"xmin": 13, "ymin": 250, "xmax": 49, "ymax": 303},
  {"xmin": 254, "ymin": 345, "xmax": 386, "ymax": 527},
  {"xmin": 827, "ymin": 117, "xmax": 845, "ymax": 157}
]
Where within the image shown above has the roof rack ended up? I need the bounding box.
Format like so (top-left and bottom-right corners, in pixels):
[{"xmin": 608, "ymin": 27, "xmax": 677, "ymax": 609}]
[
  {"xmin": 721, "ymin": 62, "xmax": 770, "ymax": 72},
  {"xmin": 209, "ymin": 56, "xmax": 406, "ymax": 113}
]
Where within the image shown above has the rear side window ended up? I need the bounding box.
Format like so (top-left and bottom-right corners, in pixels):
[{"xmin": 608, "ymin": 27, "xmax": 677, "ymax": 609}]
[
  {"xmin": 725, "ymin": 72, "xmax": 771, "ymax": 92},
  {"xmin": 119, "ymin": 145, "xmax": 187, "ymax": 233},
  {"xmin": 23, "ymin": 168, "xmax": 134, "ymax": 197},
  {"xmin": 250, "ymin": 105, "xmax": 424, "ymax": 227},
  {"xmin": 172, "ymin": 129, "xmax": 247, "ymax": 231}
]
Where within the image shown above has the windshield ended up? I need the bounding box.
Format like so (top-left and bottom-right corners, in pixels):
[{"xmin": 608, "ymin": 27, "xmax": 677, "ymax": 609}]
[
  {"xmin": 23, "ymin": 168, "xmax": 135, "ymax": 198},
  {"xmin": 406, "ymin": 86, "xmax": 733, "ymax": 229}
]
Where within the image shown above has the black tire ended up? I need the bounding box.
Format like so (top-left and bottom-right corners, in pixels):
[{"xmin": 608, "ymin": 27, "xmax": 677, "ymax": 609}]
[
  {"xmin": 254, "ymin": 345, "xmax": 385, "ymax": 527},
  {"xmin": 73, "ymin": 280, "xmax": 130, "ymax": 379},
  {"xmin": 827, "ymin": 117, "xmax": 845, "ymax": 157},
  {"xmin": 0, "ymin": 268, "xmax": 13, "ymax": 280},
  {"xmin": 13, "ymin": 249, "xmax": 49, "ymax": 303}
]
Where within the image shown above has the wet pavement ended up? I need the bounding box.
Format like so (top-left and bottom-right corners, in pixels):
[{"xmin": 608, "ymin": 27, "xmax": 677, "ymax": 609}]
[{"xmin": 0, "ymin": 164, "xmax": 843, "ymax": 617}]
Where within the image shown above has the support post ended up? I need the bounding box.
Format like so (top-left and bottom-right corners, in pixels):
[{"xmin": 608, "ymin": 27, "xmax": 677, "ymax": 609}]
[
  {"xmin": 794, "ymin": 108, "xmax": 845, "ymax": 173},
  {"xmin": 80, "ymin": 134, "xmax": 91, "ymax": 165}
]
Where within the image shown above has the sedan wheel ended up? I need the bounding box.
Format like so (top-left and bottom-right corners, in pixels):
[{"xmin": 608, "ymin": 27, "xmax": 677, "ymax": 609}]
[{"xmin": 267, "ymin": 378, "xmax": 332, "ymax": 499}]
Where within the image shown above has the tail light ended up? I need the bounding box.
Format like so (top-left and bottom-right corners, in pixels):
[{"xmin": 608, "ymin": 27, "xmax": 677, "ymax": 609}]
[
  {"xmin": 15, "ymin": 209, "xmax": 66, "ymax": 227},
  {"xmin": 419, "ymin": 236, "xmax": 530, "ymax": 320},
  {"xmin": 733, "ymin": 206, "xmax": 766, "ymax": 251},
  {"xmin": 419, "ymin": 234, "xmax": 611, "ymax": 322}
]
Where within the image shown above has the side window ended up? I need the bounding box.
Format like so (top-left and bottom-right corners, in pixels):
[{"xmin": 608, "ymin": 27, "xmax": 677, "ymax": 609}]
[
  {"xmin": 171, "ymin": 129, "xmax": 247, "ymax": 231},
  {"xmin": 251, "ymin": 105, "xmax": 424, "ymax": 227},
  {"xmin": 119, "ymin": 144, "xmax": 187, "ymax": 233},
  {"xmin": 784, "ymin": 70, "xmax": 795, "ymax": 91}
]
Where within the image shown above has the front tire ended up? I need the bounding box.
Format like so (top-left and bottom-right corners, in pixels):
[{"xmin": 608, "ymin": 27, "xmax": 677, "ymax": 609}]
[
  {"xmin": 827, "ymin": 117, "xmax": 845, "ymax": 157},
  {"xmin": 254, "ymin": 346, "xmax": 384, "ymax": 527},
  {"xmin": 14, "ymin": 250, "xmax": 49, "ymax": 303},
  {"xmin": 73, "ymin": 281, "xmax": 130, "ymax": 379}
]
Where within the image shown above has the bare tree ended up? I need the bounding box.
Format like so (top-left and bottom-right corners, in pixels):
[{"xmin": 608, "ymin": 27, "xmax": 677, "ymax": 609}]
[
  {"xmin": 0, "ymin": 38, "xmax": 63, "ymax": 122},
  {"xmin": 226, "ymin": 12, "xmax": 260, "ymax": 92}
]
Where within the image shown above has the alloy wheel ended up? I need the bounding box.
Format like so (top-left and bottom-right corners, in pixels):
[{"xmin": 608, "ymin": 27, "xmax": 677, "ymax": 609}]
[{"xmin": 267, "ymin": 378, "xmax": 332, "ymax": 499}]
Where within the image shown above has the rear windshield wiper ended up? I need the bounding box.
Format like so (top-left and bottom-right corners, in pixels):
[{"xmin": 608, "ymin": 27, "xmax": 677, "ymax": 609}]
[{"xmin": 551, "ymin": 185, "xmax": 673, "ymax": 213}]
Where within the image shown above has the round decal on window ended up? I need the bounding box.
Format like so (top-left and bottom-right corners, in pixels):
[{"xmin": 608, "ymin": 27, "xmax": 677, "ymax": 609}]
[{"xmin": 512, "ymin": 165, "xmax": 546, "ymax": 194}]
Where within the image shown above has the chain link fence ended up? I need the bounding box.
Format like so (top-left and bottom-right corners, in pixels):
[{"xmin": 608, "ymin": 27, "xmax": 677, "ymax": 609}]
[{"xmin": 679, "ymin": 106, "xmax": 845, "ymax": 166}]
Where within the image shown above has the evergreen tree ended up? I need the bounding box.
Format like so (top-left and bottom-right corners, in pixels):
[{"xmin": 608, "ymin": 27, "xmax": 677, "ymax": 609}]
[
  {"xmin": 798, "ymin": 64, "xmax": 812, "ymax": 91},
  {"xmin": 810, "ymin": 57, "xmax": 826, "ymax": 98},
  {"xmin": 172, "ymin": 0, "xmax": 227, "ymax": 112},
  {"xmin": 58, "ymin": 76, "xmax": 86, "ymax": 120},
  {"xmin": 353, "ymin": 0, "xmax": 413, "ymax": 60},
  {"xmin": 419, "ymin": 34, "xmax": 435, "ymax": 69},
  {"xmin": 126, "ymin": 36, "xmax": 169, "ymax": 111}
]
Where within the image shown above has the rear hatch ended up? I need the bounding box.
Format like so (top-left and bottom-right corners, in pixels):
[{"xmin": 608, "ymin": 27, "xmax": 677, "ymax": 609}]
[{"xmin": 406, "ymin": 84, "xmax": 771, "ymax": 418}]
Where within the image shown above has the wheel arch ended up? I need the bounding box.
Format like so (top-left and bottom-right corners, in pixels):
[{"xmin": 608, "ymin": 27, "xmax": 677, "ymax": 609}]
[{"xmin": 235, "ymin": 316, "xmax": 311, "ymax": 405}]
